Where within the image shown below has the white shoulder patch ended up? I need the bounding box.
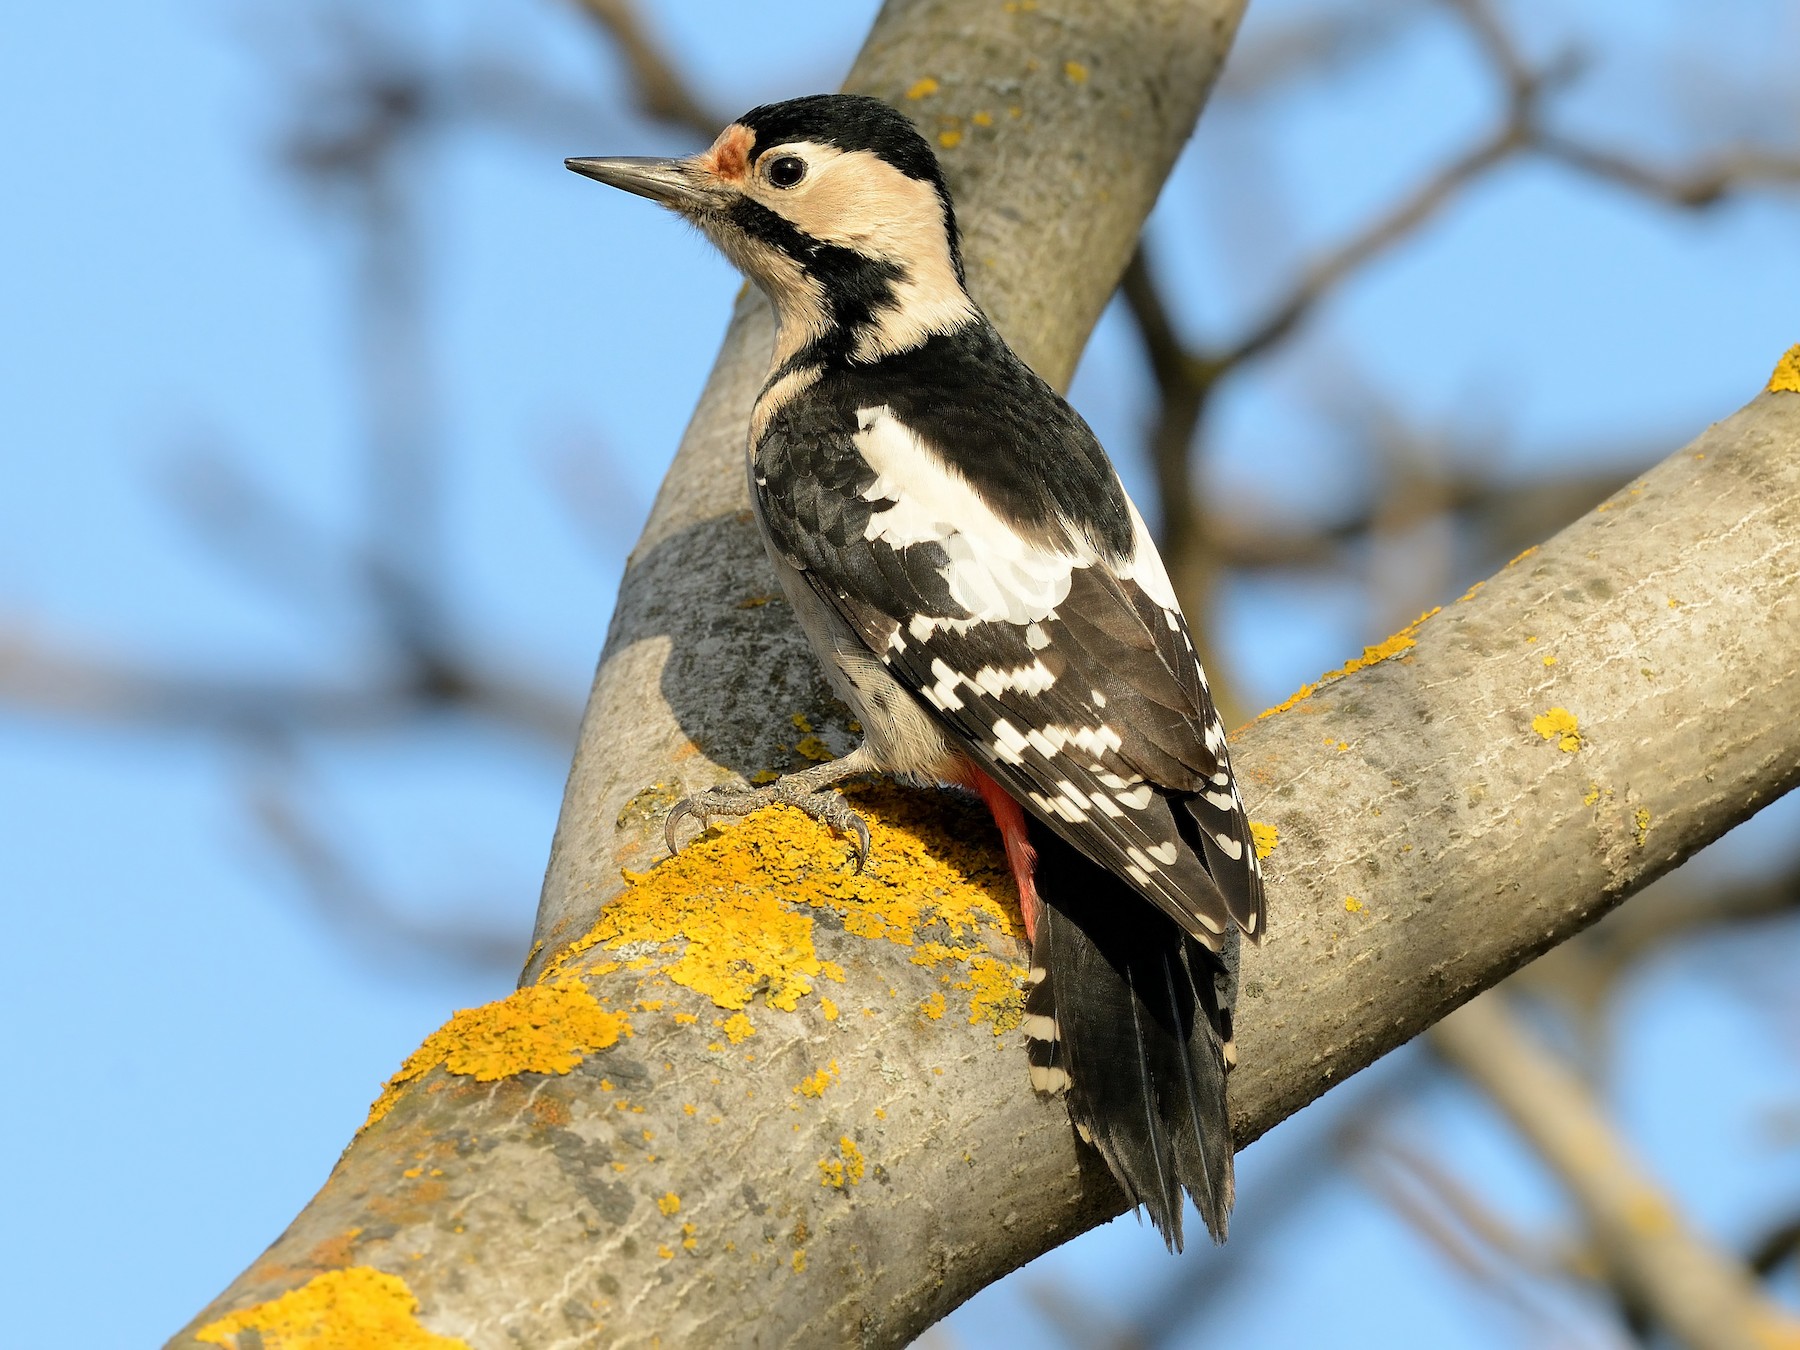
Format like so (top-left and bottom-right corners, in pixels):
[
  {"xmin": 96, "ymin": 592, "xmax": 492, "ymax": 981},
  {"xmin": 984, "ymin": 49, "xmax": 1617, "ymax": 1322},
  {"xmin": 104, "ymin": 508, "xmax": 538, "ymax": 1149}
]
[{"xmin": 853, "ymin": 407, "xmax": 1089, "ymax": 625}]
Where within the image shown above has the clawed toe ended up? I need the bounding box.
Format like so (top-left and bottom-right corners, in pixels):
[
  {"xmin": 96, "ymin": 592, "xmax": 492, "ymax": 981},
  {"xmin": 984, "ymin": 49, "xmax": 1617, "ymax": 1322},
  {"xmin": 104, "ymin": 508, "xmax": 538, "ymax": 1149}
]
[{"xmin": 662, "ymin": 779, "xmax": 871, "ymax": 870}]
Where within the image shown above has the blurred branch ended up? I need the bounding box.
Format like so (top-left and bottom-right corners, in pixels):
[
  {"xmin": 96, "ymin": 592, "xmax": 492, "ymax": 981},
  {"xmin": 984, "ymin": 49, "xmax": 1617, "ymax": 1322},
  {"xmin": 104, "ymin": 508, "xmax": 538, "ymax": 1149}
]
[
  {"xmin": 1086, "ymin": 1056, "xmax": 1440, "ymax": 1350},
  {"xmin": 1751, "ymin": 1218, "xmax": 1800, "ymax": 1280},
  {"xmin": 568, "ymin": 0, "xmax": 721, "ymax": 137},
  {"xmin": 1513, "ymin": 856, "xmax": 1800, "ymax": 1033},
  {"xmin": 249, "ymin": 769, "xmax": 524, "ymax": 974},
  {"xmin": 1432, "ymin": 994, "xmax": 1800, "ymax": 1350},
  {"xmin": 1125, "ymin": 0, "xmax": 1800, "ymax": 652},
  {"xmin": 1215, "ymin": 0, "xmax": 1434, "ymax": 99},
  {"xmin": 1352, "ymin": 1140, "xmax": 1595, "ymax": 1343},
  {"xmin": 0, "ymin": 628, "xmax": 580, "ymax": 744}
]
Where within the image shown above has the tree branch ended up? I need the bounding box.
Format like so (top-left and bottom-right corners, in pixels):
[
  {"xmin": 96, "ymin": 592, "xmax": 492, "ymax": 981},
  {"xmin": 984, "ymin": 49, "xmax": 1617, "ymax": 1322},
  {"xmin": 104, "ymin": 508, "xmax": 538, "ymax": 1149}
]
[{"xmin": 170, "ymin": 0, "xmax": 1800, "ymax": 1341}]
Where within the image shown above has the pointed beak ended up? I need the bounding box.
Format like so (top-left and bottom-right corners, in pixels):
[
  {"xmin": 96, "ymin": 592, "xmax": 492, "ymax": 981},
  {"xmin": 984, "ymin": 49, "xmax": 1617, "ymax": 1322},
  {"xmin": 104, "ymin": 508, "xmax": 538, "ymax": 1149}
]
[{"xmin": 565, "ymin": 155, "xmax": 727, "ymax": 213}]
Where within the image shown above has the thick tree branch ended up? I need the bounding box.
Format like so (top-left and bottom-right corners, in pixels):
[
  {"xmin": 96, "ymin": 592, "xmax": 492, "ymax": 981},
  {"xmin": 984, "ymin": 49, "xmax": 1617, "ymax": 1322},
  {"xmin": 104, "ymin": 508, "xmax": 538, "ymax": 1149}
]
[{"xmin": 172, "ymin": 0, "xmax": 1800, "ymax": 1341}]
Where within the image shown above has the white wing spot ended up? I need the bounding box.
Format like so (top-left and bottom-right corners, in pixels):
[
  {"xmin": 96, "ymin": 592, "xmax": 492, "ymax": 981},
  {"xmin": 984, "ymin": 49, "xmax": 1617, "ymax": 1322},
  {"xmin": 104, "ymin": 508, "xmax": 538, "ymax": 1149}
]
[
  {"xmin": 1024, "ymin": 623, "xmax": 1051, "ymax": 650},
  {"xmin": 928, "ymin": 658, "xmax": 965, "ymax": 711},
  {"xmin": 1065, "ymin": 724, "xmax": 1123, "ymax": 756},
  {"xmin": 1021, "ymin": 1014, "xmax": 1059, "ymax": 1041},
  {"xmin": 1204, "ymin": 790, "xmax": 1235, "ymax": 811},
  {"xmin": 973, "ymin": 659, "xmax": 1056, "ymax": 697},
  {"xmin": 1116, "ymin": 783, "xmax": 1154, "ymax": 810},
  {"xmin": 1030, "ymin": 1064, "xmax": 1071, "ymax": 1093},
  {"xmin": 1213, "ymin": 831, "xmax": 1243, "ymax": 861},
  {"xmin": 990, "ymin": 719, "xmax": 1030, "ymax": 765},
  {"xmin": 1091, "ymin": 688, "xmax": 1107, "ymax": 708},
  {"xmin": 1147, "ymin": 841, "xmax": 1179, "ymax": 865}
]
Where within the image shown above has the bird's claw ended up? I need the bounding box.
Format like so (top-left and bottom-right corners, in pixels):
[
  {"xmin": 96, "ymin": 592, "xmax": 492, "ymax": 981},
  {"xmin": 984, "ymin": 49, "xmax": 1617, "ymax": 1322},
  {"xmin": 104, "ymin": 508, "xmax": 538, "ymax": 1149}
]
[{"xmin": 664, "ymin": 780, "xmax": 871, "ymax": 871}]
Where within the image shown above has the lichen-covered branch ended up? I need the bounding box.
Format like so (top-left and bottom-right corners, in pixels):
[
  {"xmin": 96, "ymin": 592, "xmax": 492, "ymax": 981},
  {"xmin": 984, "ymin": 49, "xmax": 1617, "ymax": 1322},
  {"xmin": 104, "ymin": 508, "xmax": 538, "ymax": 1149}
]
[
  {"xmin": 1433, "ymin": 994, "xmax": 1800, "ymax": 1350},
  {"xmin": 170, "ymin": 0, "xmax": 1800, "ymax": 1343}
]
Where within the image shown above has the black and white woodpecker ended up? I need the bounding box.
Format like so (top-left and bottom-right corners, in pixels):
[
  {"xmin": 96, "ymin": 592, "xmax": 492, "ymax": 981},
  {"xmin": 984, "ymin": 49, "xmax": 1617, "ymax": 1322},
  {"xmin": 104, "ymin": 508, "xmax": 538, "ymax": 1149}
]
[{"xmin": 569, "ymin": 94, "xmax": 1264, "ymax": 1249}]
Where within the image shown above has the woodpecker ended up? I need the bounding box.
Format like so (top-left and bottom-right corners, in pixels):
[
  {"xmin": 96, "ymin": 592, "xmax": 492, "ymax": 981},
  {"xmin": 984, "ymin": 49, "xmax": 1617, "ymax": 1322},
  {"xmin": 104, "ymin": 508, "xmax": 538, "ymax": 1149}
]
[{"xmin": 569, "ymin": 93, "xmax": 1264, "ymax": 1249}]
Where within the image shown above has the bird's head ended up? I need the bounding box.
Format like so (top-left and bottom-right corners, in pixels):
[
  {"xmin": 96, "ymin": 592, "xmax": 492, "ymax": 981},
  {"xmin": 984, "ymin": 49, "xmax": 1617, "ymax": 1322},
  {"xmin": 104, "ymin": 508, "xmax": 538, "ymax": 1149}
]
[{"xmin": 568, "ymin": 93, "xmax": 973, "ymax": 363}]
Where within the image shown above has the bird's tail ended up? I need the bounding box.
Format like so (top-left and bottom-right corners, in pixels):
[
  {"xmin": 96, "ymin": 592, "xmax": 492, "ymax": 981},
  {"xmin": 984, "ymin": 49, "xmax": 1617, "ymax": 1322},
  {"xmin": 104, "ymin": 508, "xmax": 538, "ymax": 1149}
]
[{"xmin": 1022, "ymin": 819, "xmax": 1236, "ymax": 1250}]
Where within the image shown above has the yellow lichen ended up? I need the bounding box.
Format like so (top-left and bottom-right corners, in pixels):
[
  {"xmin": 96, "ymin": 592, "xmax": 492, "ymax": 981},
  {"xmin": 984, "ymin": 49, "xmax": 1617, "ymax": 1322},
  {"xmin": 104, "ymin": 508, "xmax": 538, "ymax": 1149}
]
[
  {"xmin": 1767, "ymin": 344, "xmax": 1800, "ymax": 393},
  {"xmin": 904, "ymin": 77, "xmax": 939, "ymax": 100},
  {"xmin": 1344, "ymin": 897, "xmax": 1364, "ymax": 914},
  {"xmin": 1532, "ymin": 707, "xmax": 1582, "ymax": 753},
  {"xmin": 796, "ymin": 1063, "xmax": 837, "ymax": 1098},
  {"xmin": 657, "ymin": 1192, "xmax": 680, "ymax": 1216},
  {"xmin": 790, "ymin": 713, "xmax": 814, "ymax": 733},
  {"xmin": 541, "ymin": 785, "xmax": 1025, "ymax": 1033},
  {"xmin": 1634, "ymin": 807, "xmax": 1652, "ymax": 846},
  {"xmin": 1063, "ymin": 60, "xmax": 1089, "ymax": 82},
  {"xmin": 1542, "ymin": 655, "xmax": 1558, "ymax": 667},
  {"xmin": 1249, "ymin": 821, "xmax": 1278, "ymax": 861},
  {"xmin": 749, "ymin": 769, "xmax": 779, "ymax": 785},
  {"xmin": 792, "ymin": 1250, "xmax": 807, "ymax": 1273},
  {"xmin": 819, "ymin": 1135, "xmax": 867, "ymax": 1189},
  {"xmin": 793, "ymin": 734, "xmax": 834, "ymax": 763},
  {"xmin": 1508, "ymin": 546, "xmax": 1539, "ymax": 566},
  {"xmin": 364, "ymin": 980, "xmax": 629, "ymax": 1129},
  {"xmin": 819, "ymin": 998, "xmax": 839, "ymax": 1022},
  {"xmin": 1584, "ymin": 783, "xmax": 1602, "ymax": 806},
  {"xmin": 196, "ymin": 1268, "xmax": 469, "ymax": 1350},
  {"xmin": 1259, "ymin": 609, "xmax": 1440, "ymax": 719},
  {"xmin": 971, "ymin": 110, "xmax": 994, "ymax": 127},
  {"xmin": 920, "ymin": 991, "xmax": 946, "ymax": 1021},
  {"xmin": 721, "ymin": 1012, "xmax": 755, "ymax": 1043}
]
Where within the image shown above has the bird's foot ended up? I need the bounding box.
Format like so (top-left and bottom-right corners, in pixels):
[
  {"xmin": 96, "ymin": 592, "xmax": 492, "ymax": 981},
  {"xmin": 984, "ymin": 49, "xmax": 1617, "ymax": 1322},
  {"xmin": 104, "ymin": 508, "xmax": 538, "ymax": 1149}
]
[{"xmin": 665, "ymin": 766, "xmax": 872, "ymax": 870}]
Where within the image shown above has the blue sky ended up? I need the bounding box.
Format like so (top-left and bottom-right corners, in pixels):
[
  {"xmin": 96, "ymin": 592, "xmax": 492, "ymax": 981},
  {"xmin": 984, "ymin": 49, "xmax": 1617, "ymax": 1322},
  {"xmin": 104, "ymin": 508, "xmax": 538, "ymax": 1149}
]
[{"xmin": 2, "ymin": 0, "xmax": 1798, "ymax": 1344}]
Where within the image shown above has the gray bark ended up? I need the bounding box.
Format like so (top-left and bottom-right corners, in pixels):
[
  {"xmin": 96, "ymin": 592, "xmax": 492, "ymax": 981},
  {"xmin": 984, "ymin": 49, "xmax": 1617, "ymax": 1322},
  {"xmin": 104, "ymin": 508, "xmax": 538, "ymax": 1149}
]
[{"xmin": 172, "ymin": 0, "xmax": 1800, "ymax": 1344}]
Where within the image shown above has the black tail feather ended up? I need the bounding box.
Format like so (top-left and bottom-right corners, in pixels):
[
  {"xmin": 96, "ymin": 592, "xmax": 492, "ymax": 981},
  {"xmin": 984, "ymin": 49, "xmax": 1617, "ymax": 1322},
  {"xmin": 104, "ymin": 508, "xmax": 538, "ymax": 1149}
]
[{"xmin": 1023, "ymin": 820, "xmax": 1235, "ymax": 1250}]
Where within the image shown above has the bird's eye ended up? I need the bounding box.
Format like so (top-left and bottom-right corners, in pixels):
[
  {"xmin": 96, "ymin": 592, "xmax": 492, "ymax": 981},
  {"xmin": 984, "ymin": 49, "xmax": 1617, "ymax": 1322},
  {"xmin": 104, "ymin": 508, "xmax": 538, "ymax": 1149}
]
[{"xmin": 766, "ymin": 155, "xmax": 806, "ymax": 189}]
